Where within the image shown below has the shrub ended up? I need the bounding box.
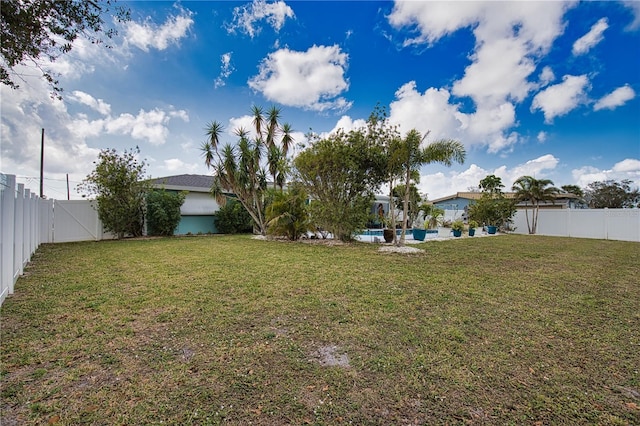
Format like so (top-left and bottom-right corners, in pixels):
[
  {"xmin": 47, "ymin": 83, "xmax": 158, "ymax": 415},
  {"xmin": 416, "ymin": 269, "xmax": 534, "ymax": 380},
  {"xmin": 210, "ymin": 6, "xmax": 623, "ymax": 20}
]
[
  {"xmin": 146, "ymin": 190, "xmax": 186, "ymax": 236},
  {"xmin": 213, "ymin": 199, "xmax": 254, "ymax": 234}
]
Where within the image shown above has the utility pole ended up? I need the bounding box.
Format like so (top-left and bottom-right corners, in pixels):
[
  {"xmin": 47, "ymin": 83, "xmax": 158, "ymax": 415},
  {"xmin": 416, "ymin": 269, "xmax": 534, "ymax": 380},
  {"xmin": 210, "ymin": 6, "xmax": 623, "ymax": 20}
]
[
  {"xmin": 39, "ymin": 128, "xmax": 45, "ymax": 198},
  {"xmin": 66, "ymin": 174, "xmax": 70, "ymax": 200}
]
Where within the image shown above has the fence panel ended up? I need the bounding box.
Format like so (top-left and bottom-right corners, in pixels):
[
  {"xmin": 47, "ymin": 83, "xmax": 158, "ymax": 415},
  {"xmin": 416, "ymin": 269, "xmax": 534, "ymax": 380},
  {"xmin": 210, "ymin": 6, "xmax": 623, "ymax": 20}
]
[
  {"xmin": 1, "ymin": 174, "xmax": 16, "ymax": 305},
  {"xmin": 53, "ymin": 200, "xmax": 104, "ymax": 243},
  {"xmin": 514, "ymin": 208, "xmax": 639, "ymax": 242}
]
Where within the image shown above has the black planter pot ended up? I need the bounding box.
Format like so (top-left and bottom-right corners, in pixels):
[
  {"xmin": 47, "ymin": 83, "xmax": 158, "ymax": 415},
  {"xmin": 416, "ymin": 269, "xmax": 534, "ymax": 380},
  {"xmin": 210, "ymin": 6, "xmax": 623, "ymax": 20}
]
[{"xmin": 383, "ymin": 229, "xmax": 394, "ymax": 243}]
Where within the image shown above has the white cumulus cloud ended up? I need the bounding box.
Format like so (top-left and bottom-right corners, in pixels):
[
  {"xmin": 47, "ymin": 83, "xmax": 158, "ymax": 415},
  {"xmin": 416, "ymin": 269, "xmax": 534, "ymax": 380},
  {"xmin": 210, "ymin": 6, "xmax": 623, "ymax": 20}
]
[
  {"xmin": 572, "ymin": 17, "xmax": 608, "ymax": 55},
  {"xmin": 531, "ymin": 75, "xmax": 590, "ymax": 123},
  {"xmin": 248, "ymin": 45, "xmax": 351, "ymax": 112},
  {"xmin": 387, "ymin": 1, "xmax": 577, "ymax": 153},
  {"xmin": 68, "ymin": 91, "xmax": 111, "ymax": 115},
  {"xmin": 227, "ymin": 0, "xmax": 294, "ymax": 37},
  {"xmin": 125, "ymin": 8, "xmax": 193, "ymax": 52},
  {"xmin": 593, "ymin": 85, "xmax": 636, "ymax": 111}
]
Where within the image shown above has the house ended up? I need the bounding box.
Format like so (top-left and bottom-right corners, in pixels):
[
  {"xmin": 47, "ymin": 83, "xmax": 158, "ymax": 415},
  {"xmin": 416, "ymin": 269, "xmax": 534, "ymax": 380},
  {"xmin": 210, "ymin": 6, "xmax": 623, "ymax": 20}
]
[
  {"xmin": 428, "ymin": 191, "xmax": 584, "ymax": 222},
  {"xmin": 150, "ymin": 174, "xmax": 221, "ymax": 235}
]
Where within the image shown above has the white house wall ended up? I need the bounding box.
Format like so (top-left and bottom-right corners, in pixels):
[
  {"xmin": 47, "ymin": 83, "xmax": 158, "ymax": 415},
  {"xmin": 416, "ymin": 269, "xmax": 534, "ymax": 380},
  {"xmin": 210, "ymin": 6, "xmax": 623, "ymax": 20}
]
[{"xmin": 181, "ymin": 192, "xmax": 220, "ymax": 215}]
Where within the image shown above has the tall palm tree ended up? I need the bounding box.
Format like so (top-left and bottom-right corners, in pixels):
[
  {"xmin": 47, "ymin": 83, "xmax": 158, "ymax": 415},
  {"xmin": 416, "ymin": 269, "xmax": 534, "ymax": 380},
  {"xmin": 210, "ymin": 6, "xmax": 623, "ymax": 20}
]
[
  {"xmin": 512, "ymin": 176, "xmax": 559, "ymax": 234},
  {"xmin": 396, "ymin": 129, "xmax": 466, "ymax": 246}
]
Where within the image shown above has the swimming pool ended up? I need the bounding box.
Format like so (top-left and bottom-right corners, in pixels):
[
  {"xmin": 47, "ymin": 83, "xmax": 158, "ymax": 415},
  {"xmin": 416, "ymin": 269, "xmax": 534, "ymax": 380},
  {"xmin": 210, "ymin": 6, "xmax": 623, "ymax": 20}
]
[{"xmin": 357, "ymin": 229, "xmax": 437, "ymax": 242}]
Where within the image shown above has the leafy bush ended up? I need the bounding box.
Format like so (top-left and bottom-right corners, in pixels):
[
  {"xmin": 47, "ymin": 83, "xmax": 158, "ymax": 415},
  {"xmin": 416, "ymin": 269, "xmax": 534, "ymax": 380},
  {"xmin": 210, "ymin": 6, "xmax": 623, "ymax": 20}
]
[
  {"xmin": 213, "ymin": 199, "xmax": 254, "ymax": 234},
  {"xmin": 146, "ymin": 190, "xmax": 186, "ymax": 236},
  {"xmin": 265, "ymin": 186, "xmax": 312, "ymax": 241},
  {"xmin": 78, "ymin": 147, "xmax": 149, "ymax": 239}
]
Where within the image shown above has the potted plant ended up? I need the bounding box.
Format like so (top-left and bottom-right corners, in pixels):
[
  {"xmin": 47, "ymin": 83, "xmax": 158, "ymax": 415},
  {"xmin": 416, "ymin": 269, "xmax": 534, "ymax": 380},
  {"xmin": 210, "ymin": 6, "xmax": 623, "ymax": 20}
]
[
  {"xmin": 468, "ymin": 220, "xmax": 478, "ymax": 237},
  {"xmin": 380, "ymin": 214, "xmax": 395, "ymax": 243},
  {"xmin": 412, "ymin": 221, "xmax": 428, "ymax": 241},
  {"xmin": 451, "ymin": 219, "xmax": 464, "ymax": 237}
]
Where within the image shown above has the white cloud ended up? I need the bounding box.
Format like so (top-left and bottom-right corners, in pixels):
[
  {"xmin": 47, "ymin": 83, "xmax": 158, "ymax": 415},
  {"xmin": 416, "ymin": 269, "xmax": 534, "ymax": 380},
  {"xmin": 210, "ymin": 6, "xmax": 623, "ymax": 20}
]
[
  {"xmin": 68, "ymin": 91, "xmax": 111, "ymax": 115},
  {"xmin": 248, "ymin": 45, "xmax": 351, "ymax": 112},
  {"xmin": 537, "ymin": 131, "xmax": 547, "ymax": 143},
  {"xmin": 593, "ymin": 85, "xmax": 636, "ymax": 111},
  {"xmin": 389, "ymin": 82, "xmax": 464, "ymax": 141},
  {"xmin": 417, "ymin": 154, "xmax": 561, "ymax": 200},
  {"xmin": 228, "ymin": 0, "xmax": 294, "ymax": 37},
  {"xmin": 125, "ymin": 8, "xmax": 193, "ymax": 52},
  {"xmin": 386, "ymin": 1, "xmax": 577, "ymax": 153},
  {"xmin": 386, "ymin": 81, "xmax": 517, "ymax": 153},
  {"xmin": 538, "ymin": 66, "xmax": 555, "ymax": 87},
  {"xmin": 452, "ymin": 37, "xmax": 535, "ymax": 106},
  {"xmin": 327, "ymin": 115, "xmax": 368, "ymax": 135},
  {"xmin": 507, "ymin": 154, "xmax": 560, "ymax": 182},
  {"xmin": 164, "ymin": 158, "xmax": 198, "ymax": 172},
  {"xmin": 573, "ymin": 158, "xmax": 640, "ymax": 188},
  {"xmin": 105, "ymin": 108, "xmax": 189, "ymax": 145},
  {"xmin": 531, "ymin": 75, "xmax": 590, "ymax": 123},
  {"xmin": 613, "ymin": 158, "xmax": 640, "ymax": 173},
  {"xmin": 214, "ymin": 52, "xmax": 235, "ymax": 88},
  {"xmin": 623, "ymin": 1, "xmax": 640, "ymax": 30},
  {"xmin": 572, "ymin": 18, "xmax": 608, "ymax": 55}
]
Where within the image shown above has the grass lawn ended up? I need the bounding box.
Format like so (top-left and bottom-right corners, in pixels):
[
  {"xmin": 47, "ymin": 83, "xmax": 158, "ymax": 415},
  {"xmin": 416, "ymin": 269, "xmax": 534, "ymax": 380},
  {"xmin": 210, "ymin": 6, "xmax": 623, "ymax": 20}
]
[{"xmin": 1, "ymin": 234, "xmax": 639, "ymax": 425}]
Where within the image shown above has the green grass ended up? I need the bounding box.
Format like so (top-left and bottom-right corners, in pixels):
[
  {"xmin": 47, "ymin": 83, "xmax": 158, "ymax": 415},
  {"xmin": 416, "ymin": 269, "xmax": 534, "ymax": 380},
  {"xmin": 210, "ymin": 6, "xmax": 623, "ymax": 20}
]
[{"xmin": 1, "ymin": 234, "xmax": 639, "ymax": 425}]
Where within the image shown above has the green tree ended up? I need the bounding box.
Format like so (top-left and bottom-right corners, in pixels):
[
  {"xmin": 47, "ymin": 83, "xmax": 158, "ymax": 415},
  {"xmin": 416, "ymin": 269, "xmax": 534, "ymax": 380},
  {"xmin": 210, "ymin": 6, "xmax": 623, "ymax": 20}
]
[
  {"xmin": 584, "ymin": 179, "xmax": 640, "ymax": 208},
  {"xmin": 201, "ymin": 106, "xmax": 294, "ymax": 235},
  {"xmin": 468, "ymin": 175, "xmax": 516, "ymax": 231},
  {"xmin": 213, "ymin": 199, "xmax": 254, "ymax": 234},
  {"xmin": 512, "ymin": 176, "xmax": 559, "ymax": 234},
  {"xmin": 265, "ymin": 186, "xmax": 312, "ymax": 241},
  {"xmin": 146, "ymin": 189, "xmax": 186, "ymax": 236},
  {"xmin": 479, "ymin": 174, "xmax": 505, "ymax": 194},
  {"xmin": 419, "ymin": 203, "xmax": 444, "ymax": 229},
  {"xmin": 364, "ymin": 104, "xmax": 408, "ymax": 243},
  {"xmin": 394, "ymin": 130, "xmax": 465, "ymax": 245},
  {"xmin": 1, "ymin": 0, "xmax": 129, "ymax": 96},
  {"xmin": 561, "ymin": 184, "xmax": 584, "ymax": 199},
  {"xmin": 294, "ymin": 128, "xmax": 387, "ymax": 242},
  {"xmin": 78, "ymin": 147, "xmax": 149, "ymax": 239}
]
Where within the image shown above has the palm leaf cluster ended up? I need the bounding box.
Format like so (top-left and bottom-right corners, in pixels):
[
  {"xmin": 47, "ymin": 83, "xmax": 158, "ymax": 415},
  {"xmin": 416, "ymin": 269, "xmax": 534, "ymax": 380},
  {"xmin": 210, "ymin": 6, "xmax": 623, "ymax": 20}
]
[{"xmin": 201, "ymin": 106, "xmax": 294, "ymax": 236}]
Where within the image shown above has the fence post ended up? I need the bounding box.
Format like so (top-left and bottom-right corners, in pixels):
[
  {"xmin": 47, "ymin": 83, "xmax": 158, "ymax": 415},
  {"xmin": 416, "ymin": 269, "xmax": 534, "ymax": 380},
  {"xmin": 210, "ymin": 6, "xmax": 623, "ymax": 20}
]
[
  {"xmin": 1, "ymin": 174, "xmax": 16, "ymax": 303},
  {"xmin": 23, "ymin": 188, "xmax": 32, "ymax": 266},
  {"xmin": 13, "ymin": 183, "xmax": 24, "ymax": 289}
]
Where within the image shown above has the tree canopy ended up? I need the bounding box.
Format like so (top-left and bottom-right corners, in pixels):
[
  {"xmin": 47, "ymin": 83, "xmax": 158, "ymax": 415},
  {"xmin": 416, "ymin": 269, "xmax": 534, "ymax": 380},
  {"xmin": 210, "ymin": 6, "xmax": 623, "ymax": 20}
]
[
  {"xmin": 584, "ymin": 179, "xmax": 639, "ymax": 208},
  {"xmin": 77, "ymin": 147, "xmax": 149, "ymax": 239},
  {"xmin": 512, "ymin": 176, "xmax": 559, "ymax": 234},
  {"xmin": 201, "ymin": 106, "xmax": 294, "ymax": 236},
  {"xmin": 294, "ymin": 128, "xmax": 387, "ymax": 241},
  {"xmin": 1, "ymin": 0, "xmax": 129, "ymax": 96}
]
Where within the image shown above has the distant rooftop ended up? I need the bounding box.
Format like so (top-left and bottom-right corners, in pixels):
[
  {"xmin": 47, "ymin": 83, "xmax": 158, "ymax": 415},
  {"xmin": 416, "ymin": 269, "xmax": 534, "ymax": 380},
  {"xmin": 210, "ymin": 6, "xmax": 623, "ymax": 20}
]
[{"xmin": 150, "ymin": 174, "xmax": 213, "ymax": 190}]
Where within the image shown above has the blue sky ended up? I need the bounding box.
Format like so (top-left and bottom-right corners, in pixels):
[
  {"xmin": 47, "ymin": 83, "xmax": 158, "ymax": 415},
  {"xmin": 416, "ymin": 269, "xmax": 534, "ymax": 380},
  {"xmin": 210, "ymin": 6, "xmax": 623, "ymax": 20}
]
[{"xmin": 2, "ymin": 0, "xmax": 639, "ymax": 200}]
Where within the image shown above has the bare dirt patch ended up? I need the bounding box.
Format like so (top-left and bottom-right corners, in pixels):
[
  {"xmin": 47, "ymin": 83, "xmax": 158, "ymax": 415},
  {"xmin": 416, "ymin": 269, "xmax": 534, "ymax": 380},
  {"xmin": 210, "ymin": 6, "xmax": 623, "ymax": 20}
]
[{"xmin": 312, "ymin": 345, "xmax": 350, "ymax": 368}]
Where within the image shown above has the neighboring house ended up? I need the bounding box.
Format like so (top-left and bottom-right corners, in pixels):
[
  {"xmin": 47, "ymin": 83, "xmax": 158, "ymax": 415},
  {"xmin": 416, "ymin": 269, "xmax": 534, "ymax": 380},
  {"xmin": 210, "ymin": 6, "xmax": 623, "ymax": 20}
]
[
  {"xmin": 150, "ymin": 174, "xmax": 221, "ymax": 235},
  {"xmin": 429, "ymin": 191, "xmax": 584, "ymax": 222}
]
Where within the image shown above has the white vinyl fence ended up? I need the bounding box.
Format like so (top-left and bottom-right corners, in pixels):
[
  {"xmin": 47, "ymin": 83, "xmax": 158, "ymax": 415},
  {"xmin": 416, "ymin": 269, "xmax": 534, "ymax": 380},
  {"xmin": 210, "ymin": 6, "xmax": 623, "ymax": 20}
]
[
  {"xmin": 512, "ymin": 208, "xmax": 640, "ymax": 242},
  {"xmin": 1, "ymin": 174, "xmax": 114, "ymax": 306}
]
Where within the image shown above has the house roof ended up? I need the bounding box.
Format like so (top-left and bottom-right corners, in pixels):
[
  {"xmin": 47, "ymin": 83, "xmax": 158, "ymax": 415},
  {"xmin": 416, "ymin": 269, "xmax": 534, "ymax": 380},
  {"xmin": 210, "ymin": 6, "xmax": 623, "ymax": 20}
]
[
  {"xmin": 150, "ymin": 174, "xmax": 214, "ymax": 192},
  {"xmin": 429, "ymin": 191, "xmax": 579, "ymax": 204}
]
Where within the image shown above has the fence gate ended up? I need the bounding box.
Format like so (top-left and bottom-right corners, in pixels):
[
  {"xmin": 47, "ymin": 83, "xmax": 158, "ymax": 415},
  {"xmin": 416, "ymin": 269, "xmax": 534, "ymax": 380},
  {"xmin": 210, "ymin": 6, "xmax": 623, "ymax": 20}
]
[{"xmin": 53, "ymin": 200, "xmax": 105, "ymax": 243}]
